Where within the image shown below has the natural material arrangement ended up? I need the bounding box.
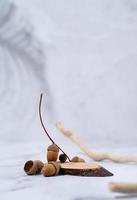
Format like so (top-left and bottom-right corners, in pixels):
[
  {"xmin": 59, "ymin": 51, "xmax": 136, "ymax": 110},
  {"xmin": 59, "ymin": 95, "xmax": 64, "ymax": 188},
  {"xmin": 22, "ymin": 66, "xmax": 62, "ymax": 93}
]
[
  {"xmin": 24, "ymin": 93, "xmax": 113, "ymax": 177},
  {"xmin": 23, "ymin": 93, "xmax": 137, "ymax": 195}
]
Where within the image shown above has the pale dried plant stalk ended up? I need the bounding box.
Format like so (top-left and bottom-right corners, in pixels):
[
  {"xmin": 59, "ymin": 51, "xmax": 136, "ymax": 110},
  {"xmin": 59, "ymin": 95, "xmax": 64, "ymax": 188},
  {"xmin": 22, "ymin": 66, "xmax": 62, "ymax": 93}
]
[
  {"xmin": 55, "ymin": 122, "xmax": 137, "ymax": 163},
  {"xmin": 109, "ymin": 182, "xmax": 137, "ymax": 193}
]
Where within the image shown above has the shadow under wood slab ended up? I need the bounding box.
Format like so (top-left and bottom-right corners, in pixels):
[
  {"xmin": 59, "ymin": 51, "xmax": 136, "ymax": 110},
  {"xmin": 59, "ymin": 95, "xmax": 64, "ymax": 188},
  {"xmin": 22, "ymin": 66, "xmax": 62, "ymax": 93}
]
[{"xmin": 60, "ymin": 162, "xmax": 113, "ymax": 177}]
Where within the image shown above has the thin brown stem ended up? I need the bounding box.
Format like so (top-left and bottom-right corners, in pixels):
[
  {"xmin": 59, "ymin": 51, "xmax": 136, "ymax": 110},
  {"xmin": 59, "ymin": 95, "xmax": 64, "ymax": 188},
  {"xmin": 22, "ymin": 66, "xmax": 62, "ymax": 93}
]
[
  {"xmin": 39, "ymin": 93, "xmax": 71, "ymax": 162},
  {"xmin": 39, "ymin": 94, "xmax": 54, "ymax": 143}
]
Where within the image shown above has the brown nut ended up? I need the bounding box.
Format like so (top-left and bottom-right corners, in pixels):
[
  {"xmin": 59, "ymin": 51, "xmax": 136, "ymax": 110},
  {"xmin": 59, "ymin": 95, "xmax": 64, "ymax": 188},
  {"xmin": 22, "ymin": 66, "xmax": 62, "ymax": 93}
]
[
  {"xmin": 47, "ymin": 151, "xmax": 58, "ymax": 162},
  {"xmin": 49, "ymin": 161, "xmax": 61, "ymax": 175},
  {"xmin": 71, "ymin": 156, "xmax": 85, "ymax": 162},
  {"xmin": 78, "ymin": 158, "xmax": 85, "ymax": 162},
  {"xmin": 59, "ymin": 154, "xmax": 67, "ymax": 163},
  {"xmin": 35, "ymin": 160, "xmax": 44, "ymax": 173},
  {"xmin": 47, "ymin": 144, "xmax": 59, "ymax": 162},
  {"xmin": 71, "ymin": 156, "xmax": 79, "ymax": 162},
  {"xmin": 24, "ymin": 160, "xmax": 44, "ymax": 175},
  {"xmin": 41, "ymin": 163, "xmax": 56, "ymax": 177},
  {"xmin": 47, "ymin": 144, "xmax": 59, "ymax": 152}
]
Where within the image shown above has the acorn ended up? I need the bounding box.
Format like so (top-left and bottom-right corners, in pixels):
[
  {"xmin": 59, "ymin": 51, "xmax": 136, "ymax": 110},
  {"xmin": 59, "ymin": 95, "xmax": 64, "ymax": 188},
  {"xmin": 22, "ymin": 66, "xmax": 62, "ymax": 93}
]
[
  {"xmin": 59, "ymin": 154, "xmax": 67, "ymax": 163},
  {"xmin": 36, "ymin": 160, "xmax": 44, "ymax": 173},
  {"xmin": 41, "ymin": 164, "xmax": 55, "ymax": 177},
  {"xmin": 49, "ymin": 161, "xmax": 61, "ymax": 175},
  {"xmin": 78, "ymin": 158, "xmax": 85, "ymax": 162},
  {"xmin": 71, "ymin": 156, "xmax": 85, "ymax": 162},
  {"xmin": 47, "ymin": 144, "xmax": 59, "ymax": 162},
  {"xmin": 42, "ymin": 162, "xmax": 60, "ymax": 177},
  {"xmin": 24, "ymin": 160, "xmax": 44, "ymax": 175}
]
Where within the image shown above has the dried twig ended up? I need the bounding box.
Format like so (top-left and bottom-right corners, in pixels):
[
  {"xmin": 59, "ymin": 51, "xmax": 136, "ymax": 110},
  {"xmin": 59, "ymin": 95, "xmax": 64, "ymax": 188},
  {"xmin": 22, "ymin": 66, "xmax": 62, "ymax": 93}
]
[
  {"xmin": 55, "ymin": 122, "xmax": 137, "ymax": 163},
  {"xmin": 109, "ymin": 182, "xmax": 137, "ymax": 193},
  {"xmin": 39, "ymin": 95, "xmax": 71, "ymax": 161}
]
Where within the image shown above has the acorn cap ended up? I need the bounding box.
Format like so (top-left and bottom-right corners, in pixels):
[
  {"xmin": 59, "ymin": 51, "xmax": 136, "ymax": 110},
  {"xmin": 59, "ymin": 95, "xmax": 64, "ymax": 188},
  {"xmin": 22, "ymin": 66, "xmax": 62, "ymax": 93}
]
[
  {"xmin": 24, "ymin": 160, "xmax": 37, "ymax": 175},
  {"xmin": 47, "ymin": 144, "xmax": 59, "ymax": 152}
]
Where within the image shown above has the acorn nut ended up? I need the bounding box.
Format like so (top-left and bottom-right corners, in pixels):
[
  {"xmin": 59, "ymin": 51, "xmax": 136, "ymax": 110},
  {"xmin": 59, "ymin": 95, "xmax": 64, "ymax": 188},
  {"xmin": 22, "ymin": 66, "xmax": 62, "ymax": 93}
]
[
  {"xmin": 59, "ymin": 154, "xmax": 67, "ymax": 163},
  {"xmin": 47, "ymin": 144, "xmax": 59, "ymax": 162},
  {"xmin": 42, "ymin": 162, "xmax": 60, "ymax": 177},
  {"xmin": 71, "ymin": 156, "xmax": 85, "ymax": 162},
  {"xmin": 49, "ymin": 161, "xmax": 61, "ymax": 175},
  {"xmin": 36, "ymin": 160, "xmax": 44, "ymax": 173},
  {"xmin": 24, "ymin": 160, "xmax": 44, "ymax": 175}
]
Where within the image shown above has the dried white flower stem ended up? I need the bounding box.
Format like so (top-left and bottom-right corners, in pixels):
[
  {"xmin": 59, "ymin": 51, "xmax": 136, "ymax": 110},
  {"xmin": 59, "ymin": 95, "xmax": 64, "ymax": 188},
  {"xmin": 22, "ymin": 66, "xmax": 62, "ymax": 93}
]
[
  {"xmin": 55, "ymin": 122, "xmax": 137, "ymax": 163},
  {"xmin": 109, "ymin": 182, "xmax": 137, "ymax": 193}
]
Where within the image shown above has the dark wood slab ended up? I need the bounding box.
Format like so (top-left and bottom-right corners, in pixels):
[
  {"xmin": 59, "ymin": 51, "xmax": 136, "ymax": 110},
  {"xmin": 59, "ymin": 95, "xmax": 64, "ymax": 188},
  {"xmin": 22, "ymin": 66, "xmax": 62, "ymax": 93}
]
[{"xmin": 60, "ymin": 162, "xmax": 113, "ymax": 177}]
